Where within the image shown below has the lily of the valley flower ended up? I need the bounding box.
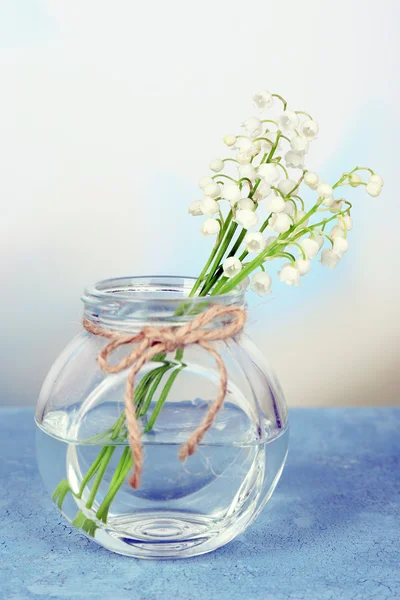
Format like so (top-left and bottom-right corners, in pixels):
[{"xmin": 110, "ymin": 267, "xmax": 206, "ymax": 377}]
[
  {"xmin": 270, "ymin": 212, "xmax": 292, "ymax": 233},
  {"xmin": 243, "ymin": 117, "xmax": 263, "ymax": 137},
  {"xmin": 200, "ymin": 196, "xmax": 219, "ymax": 216},
  {"xmin": 236, "ymin": 209, "xmax": 259, "ymax": 229},
  {"xmin": 204, "ymin": 182, "xmax": 221, "ymax": 198},
  {"xmin": 189, "ymin": 200, "xmax": 203, "ymax": 216},
  {"xmin": 321, "ymin": 248, "xmax": 340, "ymax": 268},
  {"xmin": 222, "ymin": 184, "xmax": 241, "ymax": 205},
  {"xmin": 266, "ymin": 194, "xmax": 286, "ymax": 213},
  {"xmin": 300, "ymin": 119, "xmax": 319, "ymax": 141},
  {"xmin": 339, "ymin": 215, "xmax": 353, "ymax": 230},
  {"xmin": 253, "ymin": 90, "xmax": 274, "ymax": 111},
  {"xmin": 366, "ymin": 174, "xmax": 384, "ymax": 197},
  {"xmin": 295, "ymin": 258, "xmax": 311, "ymax": 276},
  {"xmin": 209, "ymin": 159, "xmax": 224, "ymax": 173},
  {"xmin": 299, "ymin": 237, "xmax": 320, "ymax": 259},
  {"xmin": 201, "ymin": 218, "xmax": 220, "ymax": 236},
  {"xmin": 291, "ymin": 136, "xmax": 309, "ymax": 154},
  {"xmin": 244, "ymin": 231, "xmax": 267, "ymax": 253},
  {"xmin": 279, "ymin": 263, "xmax": 301, "ymax": 286},
  {"xmin": 198, "ymin": 176, "xmax": 214, "ymax": 190},
  {"xmin": 278, "ymin": 179, "xmax": 297, "ymax": 197},
  {"xmin": 285, "ymin": 151, "xmax": 305, "ymax": 169},
  {"xmin": 253, "ymin": 179, "xmax": 272, "ymax": 201},
  {"xmin": 258, "ymin": 163, "xmax": 280, "ymax": 183},
  {"xmin": 238, "ymin": 163, "xmax": 257, "ymax": 182},
  {"xmin": 223, "ymin": 256, "xmax": 242, "ymax": 278},
  {"xmin": 223, "ymin": 134, "xmax": 236, "ymax": 147},
  {"xmin": 250, "ymin": 271, "xmax": 272, "ymax": 296},
  {"xmin": 277, "ymin": 111, "xmax": 299, "ymax": 132},
  {"xmin": 238, "ymin": 197, "xmax": 255, "ymax": 210},
  {"xmin": 333, "ymin": 237, "xmax": 349, "ymax": 257},
  {"xmin": 304, "ymin": 171, "xmax": 319, "ymax": 190}
]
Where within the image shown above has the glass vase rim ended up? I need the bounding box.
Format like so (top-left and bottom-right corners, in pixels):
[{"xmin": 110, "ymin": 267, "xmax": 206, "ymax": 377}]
[
  {"xmin": 82, "ymin": 276, "xmax": 245, "ymax": 328},
  {"xmin": 83, "ymin": 275, "xmax": 244, "ymax": 305}
]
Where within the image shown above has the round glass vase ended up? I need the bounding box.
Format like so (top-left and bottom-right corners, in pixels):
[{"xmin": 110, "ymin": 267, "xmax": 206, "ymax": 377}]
[{"xmin": 35, "ymin": 276, "xmax": 289, "ymax": 559}]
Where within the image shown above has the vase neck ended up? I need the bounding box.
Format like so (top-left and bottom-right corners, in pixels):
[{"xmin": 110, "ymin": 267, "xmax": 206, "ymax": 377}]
[{"xmin": 82, "ymin": 276, "xmax": 245, "ymax": 333}]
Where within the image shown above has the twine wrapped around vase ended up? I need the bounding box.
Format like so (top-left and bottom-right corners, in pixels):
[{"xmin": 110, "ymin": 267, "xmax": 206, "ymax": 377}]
[{"xmin": 83, "ymin": 304, "xmax": 246, "ymax": 489}]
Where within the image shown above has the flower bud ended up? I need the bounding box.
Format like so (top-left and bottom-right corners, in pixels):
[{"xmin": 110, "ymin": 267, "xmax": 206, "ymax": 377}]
[
  {"xmin": 304, "ymin": 171, "xmax": 319, "ymax": 190},
  {"xmin": 223, "ymin": 134, "xmax": 236, "ymax": 147},
  {"xmin": 209, "ymin": 159, "xmax": 224, "ymax": 173}
]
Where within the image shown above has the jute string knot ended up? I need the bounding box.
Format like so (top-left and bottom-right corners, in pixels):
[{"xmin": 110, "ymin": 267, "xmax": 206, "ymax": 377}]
[{"xmin": 83, "ymin": 304, "xmax": 246, "ymax": 489}]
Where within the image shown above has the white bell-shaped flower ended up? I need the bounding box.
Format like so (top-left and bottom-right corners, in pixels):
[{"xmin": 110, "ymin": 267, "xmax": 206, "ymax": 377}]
[
  {"xmin": 300, "ymin": 119, "xmax": 319, "ymax": 141},
  {"xmin": 304, "ymin": 171, "xmax": 319, "ymax": 190},
  {"xmin": 239, "ymin": 276, "xmax": 250, "ymax": 290},
  {"xmin": 253, "ymin": 90, "xmax": 274, "ymax": 111},
  {"xmin": 285, "ymin": 151, "xmax": 305, "ymax": 169},
  {"xmin": 271, "ymin": 212, "xmax": 292, "ymax": 233},
  {"xmin": 236, "ymin": 209, "xmax": 259, "ymax": 229},
  {"xmin": 236, "ymin": 137, "xmax": 258, "ymax": 164},
  {"xmin": 201, "ymin": 218, "xmax": 220, "ymax": 236},
  {"xmin": 279, "ymin": 263, "xmax": 301, "ymax": 286},
  {"xmin": 317, "ymin": 182, "xmax": 333, "ymax": 199},
  {"xmin": 238, "ymin": 163, "xmax": 257, "ymax": 182},
  {"xmin": 299, "ymin": 237, "xmax": 320, "ymax": 259},
  {"xmin": 278, "ymin": 179, "xmax": 297, "ymax": 197},
  {"xmin": 339, "ymin": 215, "xmax": 353, "ymax": 231},
  {"xmin": 198, "ymin": 176, "xmax": 214, "ymax": 190},
  {"xmin": 221, "ymin": 184, "xmax": 241, "ymax": 205},
  {"xmin": 291, "ymin": 136, "xmax": 309, "ymax": 154},
  {"xmin": 188, "ymin": 200, "xmax": 203, "ymax": 216},
  {"xmin": 209, "ymin": 159, "xmax": 224, "ymax": 173},
  {"xmin": 238, "ymin": 197, "xmax": 255, "ymax": 210},
  {"xmin": 330, "ymin": 225, "xmax": 345, "ymax": 240},
  {"xmin": 266, "ymin": 194, "xmax": 286, "ymax": 213},
  {"xmin": 200, "ymin": 196, "xmax": 219, "ymax": 216},
  {"xmin": 282, "ymin": 201, "xmax": 295, "ymax": 216},
  {"xmin": 258, "ymin": 163, "xmax": 280, "ymax": 183},
  {"xmin": 244, "ymin": 231, "xmax": 267, "ymax": 253},
  {"xmin": 223, "ymin": 256, "xmax": 242, "ymax": 278},
  {"xmin": 321, "ymin": 248, "xmax": 340, "ymax": 268},
  {"xmin": 250, "ymin": 271, "xmax": 272, "ymax": 296},
  {"xmin": 223, "ymin": 134, "xmax": 236, "ymax": 147},
  {"xmin": 204, "ymin": 182, "xmax": 221, "ymax": 198},
  {"xmin": 295, "ymin": 258, "xmax": 311, "ymax": 276},
  {"xmin": 253, "ymin": 179, "xmax": 272, "ymax": 201},
  {"xmin": 243, "ymin": 117, "xmax": 263, "ymax": 137},
  {"xmin": 313, "ymin": 233, "xmax": 324, "ymax": 249},
  {"xmin": 277, "ymin": 111, "xmax": 299, "ymax": 132},
  {"xmin": 333, "ymin": 237, "xmax": 349, "ymax": 257}
]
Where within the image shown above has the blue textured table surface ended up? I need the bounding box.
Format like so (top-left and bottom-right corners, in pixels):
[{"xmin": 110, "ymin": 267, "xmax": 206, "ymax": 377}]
[{"xmin": 1, "ymin": 408, "xmax": 399, "ymax": 600}]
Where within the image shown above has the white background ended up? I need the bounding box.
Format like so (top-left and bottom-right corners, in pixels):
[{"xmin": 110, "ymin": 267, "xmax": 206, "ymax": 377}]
[{"xmin": 0, "ymin": 0, "xmax": 399, "ymax": 406}]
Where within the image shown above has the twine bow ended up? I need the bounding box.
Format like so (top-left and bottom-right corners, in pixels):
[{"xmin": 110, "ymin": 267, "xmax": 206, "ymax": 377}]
[{"xmin": 83, "ymin": 304, "xmax": 246, "ymax": 488}]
